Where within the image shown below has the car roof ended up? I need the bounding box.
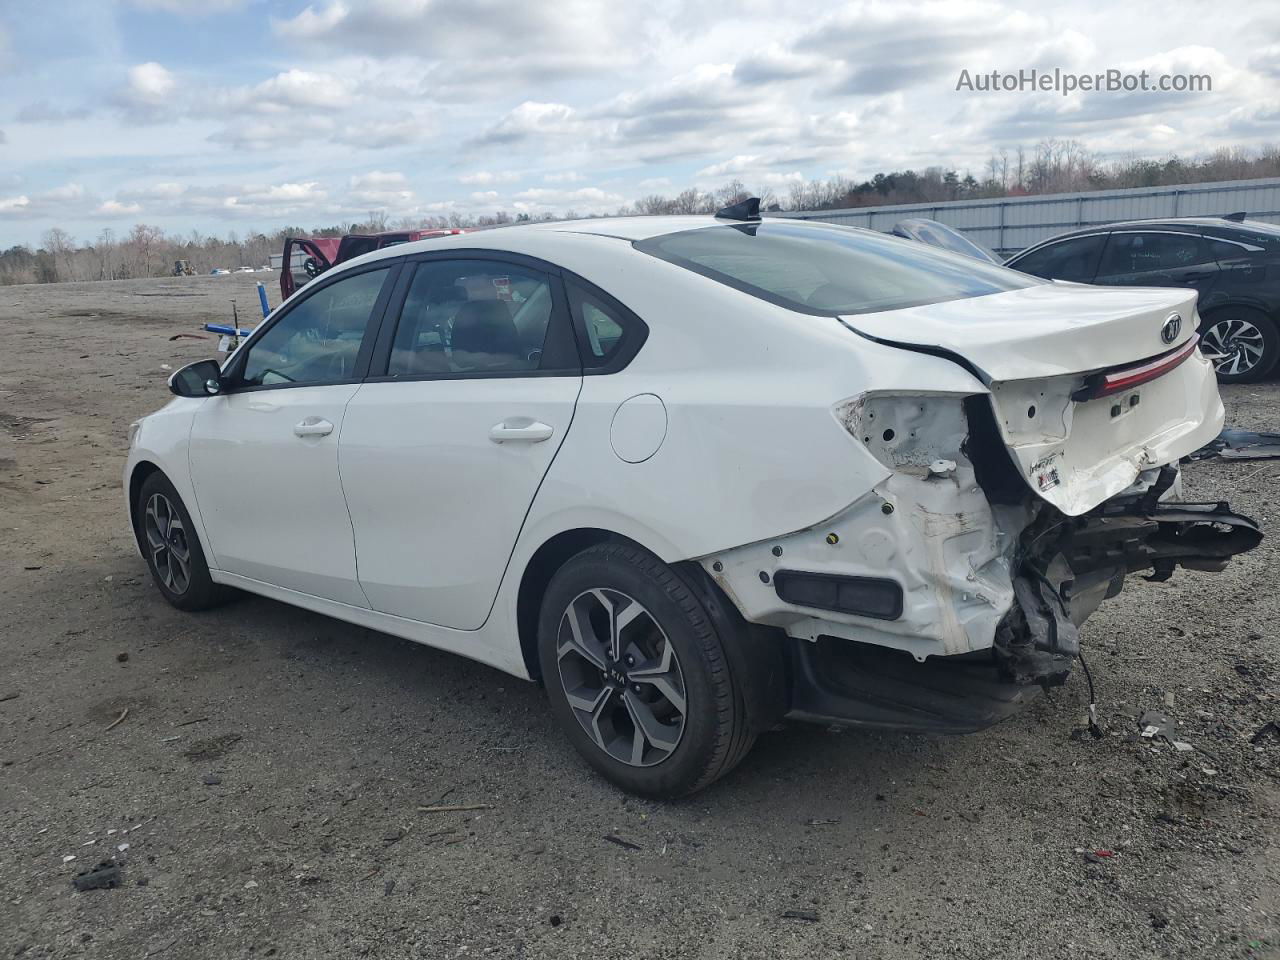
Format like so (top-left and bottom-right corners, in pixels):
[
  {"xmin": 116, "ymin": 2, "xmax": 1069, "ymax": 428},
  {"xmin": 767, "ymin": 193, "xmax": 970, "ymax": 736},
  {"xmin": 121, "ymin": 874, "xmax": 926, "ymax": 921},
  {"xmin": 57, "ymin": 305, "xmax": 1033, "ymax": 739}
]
[
  {"xmin": 347, "ymin": 215, "xmax": 778, "ymax": 269},
  {"xmin": 1027, "ymin": 216, "xmax": 1277, "ymax": 243},
  {"xmin": 1008, "ymin": 216, "xmax": 1280, "ymax": 262}
]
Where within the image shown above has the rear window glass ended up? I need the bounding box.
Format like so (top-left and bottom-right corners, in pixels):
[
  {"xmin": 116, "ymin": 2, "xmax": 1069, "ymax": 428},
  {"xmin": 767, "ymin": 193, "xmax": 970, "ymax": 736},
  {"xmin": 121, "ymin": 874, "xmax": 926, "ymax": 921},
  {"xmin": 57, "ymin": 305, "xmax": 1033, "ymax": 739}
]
[{"xmin": 635, "ymin": 221, "xmax": 1039, "ymax": 315}]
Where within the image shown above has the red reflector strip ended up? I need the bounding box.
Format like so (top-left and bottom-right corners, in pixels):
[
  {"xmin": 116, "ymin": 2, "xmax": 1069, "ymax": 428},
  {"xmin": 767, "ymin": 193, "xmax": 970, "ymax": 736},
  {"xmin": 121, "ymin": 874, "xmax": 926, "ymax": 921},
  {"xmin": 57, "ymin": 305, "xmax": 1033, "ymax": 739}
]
[{"xmin": 1077, "ymin": 334, "xmax": 1200, "ymax": 401}]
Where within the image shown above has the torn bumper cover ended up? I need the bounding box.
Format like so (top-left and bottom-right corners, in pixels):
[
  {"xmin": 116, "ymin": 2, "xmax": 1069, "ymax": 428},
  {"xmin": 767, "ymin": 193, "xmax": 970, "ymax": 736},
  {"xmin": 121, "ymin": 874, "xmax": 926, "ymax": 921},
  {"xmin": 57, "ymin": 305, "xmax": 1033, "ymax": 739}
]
[
  {"xmin": 784, "ymin": 478, "xmax": 1261, "ymax": 735},
  {"xmin": 995, "ymin": 471, "xmax": 1262, "ymax": 687}
]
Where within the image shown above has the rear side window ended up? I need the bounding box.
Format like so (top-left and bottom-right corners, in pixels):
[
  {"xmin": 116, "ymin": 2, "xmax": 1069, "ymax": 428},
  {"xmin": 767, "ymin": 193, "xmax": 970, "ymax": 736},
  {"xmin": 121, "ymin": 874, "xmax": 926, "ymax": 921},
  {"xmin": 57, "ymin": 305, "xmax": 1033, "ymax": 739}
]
[
  {"xmin": 1096, "ymin": 232, "xmax": 1212, "ymax": 278},
  {"xmin": 388, "ymin": 260, "xmax": 557, "ymax": 376},
  {"xmin": 1011, "ymin": 234, "xmax": 1106, "ymax": 282},
  {"xmin": 566, "ymin": 281, "xmax": 647, "ymax": 370},
  {"xmin": 635, "ymin": 221, "xmax": 1038, "ymax": 316}
]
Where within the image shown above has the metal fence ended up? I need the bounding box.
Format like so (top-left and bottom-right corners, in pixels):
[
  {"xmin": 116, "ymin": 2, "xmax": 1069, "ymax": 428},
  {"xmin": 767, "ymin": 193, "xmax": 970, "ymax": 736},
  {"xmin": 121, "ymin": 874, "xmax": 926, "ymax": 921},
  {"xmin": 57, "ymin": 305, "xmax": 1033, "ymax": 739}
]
[{"xmin": 772, "ymin": 177, "xmax": 1280, "ymax": 257}]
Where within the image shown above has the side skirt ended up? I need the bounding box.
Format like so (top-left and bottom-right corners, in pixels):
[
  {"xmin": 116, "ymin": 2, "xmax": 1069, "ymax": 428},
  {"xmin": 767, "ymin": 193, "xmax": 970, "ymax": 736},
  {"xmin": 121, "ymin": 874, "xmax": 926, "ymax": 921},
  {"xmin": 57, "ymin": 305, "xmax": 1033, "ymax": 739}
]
[{"xmin": 209, "ymin": 570, "xmax": 534, "ymax": 681}]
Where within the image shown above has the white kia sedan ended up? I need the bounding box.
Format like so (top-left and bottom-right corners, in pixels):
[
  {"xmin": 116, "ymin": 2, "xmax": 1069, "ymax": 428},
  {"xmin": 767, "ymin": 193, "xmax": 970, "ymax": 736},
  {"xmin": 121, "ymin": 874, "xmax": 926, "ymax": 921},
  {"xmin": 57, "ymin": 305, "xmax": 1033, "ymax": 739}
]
[{"xmin": 126, "ymin": 202, "xmax": 1261, "ymax": 797}]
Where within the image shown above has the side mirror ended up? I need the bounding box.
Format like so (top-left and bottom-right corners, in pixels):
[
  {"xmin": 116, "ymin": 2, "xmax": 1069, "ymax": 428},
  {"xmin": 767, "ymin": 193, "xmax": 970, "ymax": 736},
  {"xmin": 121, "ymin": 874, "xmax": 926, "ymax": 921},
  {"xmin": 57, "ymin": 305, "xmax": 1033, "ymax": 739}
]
[{"xmin": 169, "ymin": 359, "xmax": 226, "ymax": 398}]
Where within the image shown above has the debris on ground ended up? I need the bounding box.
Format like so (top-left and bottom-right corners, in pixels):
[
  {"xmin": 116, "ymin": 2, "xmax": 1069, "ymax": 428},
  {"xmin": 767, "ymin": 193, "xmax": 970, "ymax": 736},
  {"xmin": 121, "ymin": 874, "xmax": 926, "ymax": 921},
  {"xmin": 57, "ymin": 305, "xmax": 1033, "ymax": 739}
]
[
  {"xmin": 1189, "ymin": 428, "xmax": 1280, "ymax": 461},
  {"xmin": 782, "ymin": 910, "xmax": 820, "ymax": 922},
  {"xmin": 417, "ymin": 803, "xmax": 492, "ymax": 814},
  {"xmin": 72, "ymin": 860, "xmax": 123, "ymax": 892},
  {"xmin": 202, "ymin": 774, "xmax": 221, "ymax": 785},
  {"xmin": 1250, "ymin": 720, "xmax": 1280, "ymax": 744},
  {"xmin": 805, "ymin": 818, "xmax": 840, "ymax": 826},
  {"xmin": 603, "ymin": 834, "xmax": 643, "ymax": 851},
  {"xmin": 0, "ymin": 692, "xmax": 18, "ymax": 703},
  {"xmin": 116, "ymin": 652, "xmax": 129, "ymax": 662},
  {"xmin": 104, "ymin": 708, "xmax": 129, "ymax": 732},
  {"xmin": 1139, "ymin": 710, "xmax": 1176, "ymax": 740}
]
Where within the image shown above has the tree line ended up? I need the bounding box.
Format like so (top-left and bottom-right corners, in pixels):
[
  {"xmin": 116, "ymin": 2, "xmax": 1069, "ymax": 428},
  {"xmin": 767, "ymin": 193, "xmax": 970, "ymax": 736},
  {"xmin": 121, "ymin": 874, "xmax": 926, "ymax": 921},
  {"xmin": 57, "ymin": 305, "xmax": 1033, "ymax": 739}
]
[{"xmin": 5, "ymin": 141, "xmax": 1279, "ymax": 286}]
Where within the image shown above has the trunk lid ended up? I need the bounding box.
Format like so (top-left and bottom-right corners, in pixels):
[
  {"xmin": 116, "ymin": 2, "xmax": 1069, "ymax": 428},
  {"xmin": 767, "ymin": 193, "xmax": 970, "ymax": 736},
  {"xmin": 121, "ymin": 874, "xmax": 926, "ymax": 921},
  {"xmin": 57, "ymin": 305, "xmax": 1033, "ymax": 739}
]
[{"xmin": 842, "ymin": 283, "xmax": 1225, "ymax": 515}]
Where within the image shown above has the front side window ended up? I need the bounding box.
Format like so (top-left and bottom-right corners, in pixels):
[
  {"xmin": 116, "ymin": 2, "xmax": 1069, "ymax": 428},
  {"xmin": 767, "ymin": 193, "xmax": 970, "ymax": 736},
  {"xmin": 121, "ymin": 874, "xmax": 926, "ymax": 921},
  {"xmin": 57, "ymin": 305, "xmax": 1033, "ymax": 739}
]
[
  {"xmin": 1096, "ymin": 232, "xmax": 1211, "ymax": 278},
  {"xmin": 242, "ymin": 267, "xmax": 390, "ymax": 387},
  {"xmin": 388, "ymin": 260, "xmax": 555, "ymax": 376},
  {"xmin": 635, "ymin": 221, "xmax": 1039, "ymax": 316},
  {"xmin": 1011, "ymin": 234, "xmax": 1106, "ymax": 282}
]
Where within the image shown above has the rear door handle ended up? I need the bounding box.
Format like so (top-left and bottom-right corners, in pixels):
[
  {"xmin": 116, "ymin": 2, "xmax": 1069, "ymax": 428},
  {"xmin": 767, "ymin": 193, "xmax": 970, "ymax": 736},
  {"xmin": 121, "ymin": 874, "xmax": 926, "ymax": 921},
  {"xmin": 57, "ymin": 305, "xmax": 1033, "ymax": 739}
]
[
  {"xmin": 294, "ymin": 417, "xmax": 334, "ymax": 438},
  {"xmin": 489, "ymin": 419, "xmax": 554, "ymax": 443}
]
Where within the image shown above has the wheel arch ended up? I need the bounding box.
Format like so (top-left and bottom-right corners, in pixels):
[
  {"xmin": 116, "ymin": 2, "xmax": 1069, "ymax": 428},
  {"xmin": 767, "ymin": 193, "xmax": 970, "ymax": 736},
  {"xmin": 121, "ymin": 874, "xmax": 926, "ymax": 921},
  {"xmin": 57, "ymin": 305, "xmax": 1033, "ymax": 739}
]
[
  {"xmin": 127, "ymin": 459, "xmax": 163, "ymax": 553},
  {"xmin": 516, "ymin": 527, "xmax": 628, "ymax": 680}
]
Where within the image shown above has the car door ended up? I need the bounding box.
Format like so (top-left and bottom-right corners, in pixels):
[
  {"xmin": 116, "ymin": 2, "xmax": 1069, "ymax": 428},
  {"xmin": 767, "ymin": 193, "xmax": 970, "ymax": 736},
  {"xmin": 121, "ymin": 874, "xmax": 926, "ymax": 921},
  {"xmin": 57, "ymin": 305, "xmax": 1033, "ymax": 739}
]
[
  {"xmin": 1092, "ymin": 231, "xmax": 1220, "ymax": 297},
  {"xmin": 189, "ymin": 261, "xmax": 398, "ymax": 605},
  {"xmin": 339, "ymin": 255, "xmax": 582, "ymax": 630}
]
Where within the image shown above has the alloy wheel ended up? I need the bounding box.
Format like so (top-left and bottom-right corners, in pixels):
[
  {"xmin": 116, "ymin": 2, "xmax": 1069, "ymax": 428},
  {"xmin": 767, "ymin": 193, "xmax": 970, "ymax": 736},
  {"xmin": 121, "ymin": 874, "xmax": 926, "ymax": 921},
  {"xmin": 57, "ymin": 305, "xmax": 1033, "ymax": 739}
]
[
  {"xmin": 1201, "ymin": 317, "xmax": 1266, "ymax": 378},
  {"xmin": 555, "ymin": 588, "xmax": 687, "ymax": 767},
  {"xmin": 143, "ymin": 492, "xmax": 191, "ymax": 595}
]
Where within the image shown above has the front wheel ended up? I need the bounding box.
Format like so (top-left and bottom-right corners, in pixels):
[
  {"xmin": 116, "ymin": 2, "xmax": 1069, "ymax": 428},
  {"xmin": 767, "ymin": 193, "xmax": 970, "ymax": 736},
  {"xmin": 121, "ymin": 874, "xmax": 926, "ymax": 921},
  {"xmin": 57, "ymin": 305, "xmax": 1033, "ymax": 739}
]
[
  {"xmin": 136, "ymin": 472, "xmax": 228, "ymax": 611},
  {"xmin": 1200, "ymin": 307, "xmax": 1279, "ymax": 383},
  {"xmin": 538, "ymin": 542, "xmax": 778, "ymax": 798}
]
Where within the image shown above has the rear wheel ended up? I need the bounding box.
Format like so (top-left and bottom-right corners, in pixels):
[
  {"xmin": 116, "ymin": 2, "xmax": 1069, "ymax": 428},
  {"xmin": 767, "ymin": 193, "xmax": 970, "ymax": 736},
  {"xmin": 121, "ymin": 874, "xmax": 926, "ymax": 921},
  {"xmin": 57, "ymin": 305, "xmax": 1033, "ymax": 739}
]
[
  {"xmin": 137, "ymin": 472, "xmax": 227, "ymax": 611},
  {"xmin": 1200, "ymin": 307, "xmax": 1279, "ymax": 383},
  {"xmin": 538, "ymin": 541, "xmax": 779, "ymax": 798}
]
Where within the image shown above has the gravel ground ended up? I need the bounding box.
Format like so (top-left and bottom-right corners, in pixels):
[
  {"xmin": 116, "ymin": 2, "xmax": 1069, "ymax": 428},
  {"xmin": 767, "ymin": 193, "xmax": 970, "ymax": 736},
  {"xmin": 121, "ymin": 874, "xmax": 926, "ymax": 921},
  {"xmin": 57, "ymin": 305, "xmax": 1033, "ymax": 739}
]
[{"xmin": 1, "ymin": 274, "xmax": 1277, "ymax": 960}]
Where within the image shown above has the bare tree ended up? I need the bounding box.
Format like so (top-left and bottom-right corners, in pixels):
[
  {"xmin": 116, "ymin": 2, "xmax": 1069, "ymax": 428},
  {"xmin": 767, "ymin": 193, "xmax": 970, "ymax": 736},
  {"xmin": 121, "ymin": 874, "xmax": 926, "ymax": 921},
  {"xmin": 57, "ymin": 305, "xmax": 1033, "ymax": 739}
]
[
  {"xmin": 92, "ymin": 228, "xmax": 117, "ymax": 281},
  {"xmin": 41, "ymin": 228, "xmax": 77, "ymax": 282}
]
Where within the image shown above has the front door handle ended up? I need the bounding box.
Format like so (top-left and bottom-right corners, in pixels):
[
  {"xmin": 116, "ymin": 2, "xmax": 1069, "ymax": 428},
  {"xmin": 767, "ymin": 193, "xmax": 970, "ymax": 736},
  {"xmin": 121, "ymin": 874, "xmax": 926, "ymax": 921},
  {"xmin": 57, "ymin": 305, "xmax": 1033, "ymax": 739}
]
[
  {"xmin": 489, "ymin": 419, "xmax": 554, "ymax": 443},
  {"xmin": 294, "ymin": 417, "xmax": 334, "ymax": 438}
]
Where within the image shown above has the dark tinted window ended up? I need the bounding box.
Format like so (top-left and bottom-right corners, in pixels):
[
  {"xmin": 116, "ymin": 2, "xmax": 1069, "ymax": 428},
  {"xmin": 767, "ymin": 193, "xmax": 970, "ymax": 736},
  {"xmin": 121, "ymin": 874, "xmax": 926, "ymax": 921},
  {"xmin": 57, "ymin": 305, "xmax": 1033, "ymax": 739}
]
[
  {"xmin": 635, "ymin": 221, "xmax": 1039, "ymax": 316},
  {"xmin": 1011, "ymin": 234, "xmax": 1106, "ymax": 282},
  {"xmin": 1206, "ymin": 236, "xmax": 1266, "ymax": 260},
  {"xmin": 1096, "ymin": 232, "xmax": 1211, "ymax": 278},
  {"xmin": 388, "ymin": 260, "xmax": 555, "ymax": 376},
  {"xmin": 242, "ymin": 267, "xmax": 389, "ymax": 387}
]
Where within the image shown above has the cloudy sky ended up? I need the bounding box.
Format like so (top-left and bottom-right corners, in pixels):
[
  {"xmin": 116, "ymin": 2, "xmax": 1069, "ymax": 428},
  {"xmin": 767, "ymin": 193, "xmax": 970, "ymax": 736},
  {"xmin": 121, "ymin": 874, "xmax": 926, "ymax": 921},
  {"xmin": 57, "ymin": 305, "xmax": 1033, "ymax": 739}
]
[{"xmin": 1, "ymin": 0, "xmax": 1277, "ymax": 244}]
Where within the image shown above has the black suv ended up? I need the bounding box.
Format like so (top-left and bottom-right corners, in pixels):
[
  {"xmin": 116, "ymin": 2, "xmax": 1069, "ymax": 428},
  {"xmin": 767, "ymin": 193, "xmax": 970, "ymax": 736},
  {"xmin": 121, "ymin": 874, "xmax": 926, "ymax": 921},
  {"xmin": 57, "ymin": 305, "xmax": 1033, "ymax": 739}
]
[{"xmin": 1006, "ymin": 216, "xmax": 1280, "ymax": 383}]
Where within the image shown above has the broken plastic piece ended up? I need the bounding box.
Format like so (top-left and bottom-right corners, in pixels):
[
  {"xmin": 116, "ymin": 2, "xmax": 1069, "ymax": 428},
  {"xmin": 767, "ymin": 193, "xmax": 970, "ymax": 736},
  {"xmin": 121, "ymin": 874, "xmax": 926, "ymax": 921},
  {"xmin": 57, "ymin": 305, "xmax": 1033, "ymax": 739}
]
[
  {"xmin": 72, "ymin": 860, "xmax": 123, "ymax": 892},
  {"xmin": 1189, "ymin": 428, "xmax": 1280, "ymax": 461}
]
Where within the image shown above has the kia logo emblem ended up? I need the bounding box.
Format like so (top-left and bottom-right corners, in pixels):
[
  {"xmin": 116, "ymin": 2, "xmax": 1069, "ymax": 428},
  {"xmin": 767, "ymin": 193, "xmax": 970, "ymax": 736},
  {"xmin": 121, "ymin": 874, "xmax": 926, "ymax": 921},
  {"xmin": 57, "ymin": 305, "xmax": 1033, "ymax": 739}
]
[{"xmin": 1161, "ymin": 313, "xmax": 1182, "ymax": 344}]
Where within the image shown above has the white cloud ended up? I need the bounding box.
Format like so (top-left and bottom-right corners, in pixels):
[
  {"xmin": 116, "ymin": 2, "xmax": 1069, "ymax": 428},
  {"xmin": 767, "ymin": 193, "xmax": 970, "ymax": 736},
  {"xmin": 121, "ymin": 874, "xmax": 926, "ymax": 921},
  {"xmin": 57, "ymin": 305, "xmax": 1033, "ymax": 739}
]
[
  {"xmin": 473, "ymin": 102, "xmax": 581, "ymax": 145},
  {"xmin": 95, "ymin": 200, "xmax": 143, "ymax": 216},
  {"xmin": 0, "ymin": 195, "xmax": 30, "ymax": 213},
  {"xmin": 510, "ymin": 186, "xmax": 625, "ymax": 213},
  {"xmin": 543, "ymin": 171, "xmax": 584, "ymax": 183},
  {"xmin": 459, "ymin": 170, "xmax": 521, "ymax": 185},
  {"xmin": 113, "ymin": 62, "xmax": 177, "ymax": 121},
  {"xmin": 349, "ymin": 170, "xmax": 415, "ymax": 205},
  {"xmin": 127, "ymin": 0, "xmax": 248, "ymax": 11}
]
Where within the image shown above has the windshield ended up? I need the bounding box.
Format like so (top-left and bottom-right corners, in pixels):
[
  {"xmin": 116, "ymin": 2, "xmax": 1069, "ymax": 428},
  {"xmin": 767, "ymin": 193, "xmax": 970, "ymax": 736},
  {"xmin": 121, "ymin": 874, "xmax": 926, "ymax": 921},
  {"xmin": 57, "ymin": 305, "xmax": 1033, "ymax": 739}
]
[{"xmin": 635, "ymin": 220, "xmax": 1040, "ymax": 316}]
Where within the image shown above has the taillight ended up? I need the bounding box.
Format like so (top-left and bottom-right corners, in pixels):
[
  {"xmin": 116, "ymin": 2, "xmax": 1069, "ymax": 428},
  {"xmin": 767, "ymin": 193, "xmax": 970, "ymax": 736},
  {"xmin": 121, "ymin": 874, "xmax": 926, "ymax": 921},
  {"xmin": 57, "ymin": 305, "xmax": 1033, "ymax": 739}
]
[{"xmin": 1072, "ymin": 334, "xmax": 1200, "ymax": 401}]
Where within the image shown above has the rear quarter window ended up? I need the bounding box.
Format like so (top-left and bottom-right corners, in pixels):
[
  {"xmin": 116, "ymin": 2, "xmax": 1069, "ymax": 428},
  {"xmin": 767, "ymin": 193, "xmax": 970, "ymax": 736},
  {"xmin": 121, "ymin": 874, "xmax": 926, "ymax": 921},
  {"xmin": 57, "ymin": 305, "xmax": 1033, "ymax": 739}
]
[{"xmin": 635, "ymin": 221, "xmax": 1039, "ymax": 316}]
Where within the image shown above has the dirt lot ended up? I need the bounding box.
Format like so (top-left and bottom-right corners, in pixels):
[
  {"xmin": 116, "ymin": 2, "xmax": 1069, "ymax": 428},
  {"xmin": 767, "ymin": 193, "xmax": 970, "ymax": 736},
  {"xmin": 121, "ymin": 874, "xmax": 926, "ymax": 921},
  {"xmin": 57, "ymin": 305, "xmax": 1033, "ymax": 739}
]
[{"xmin": 1, "ymin": 273, "xmax": 1277, "ymax": 959}]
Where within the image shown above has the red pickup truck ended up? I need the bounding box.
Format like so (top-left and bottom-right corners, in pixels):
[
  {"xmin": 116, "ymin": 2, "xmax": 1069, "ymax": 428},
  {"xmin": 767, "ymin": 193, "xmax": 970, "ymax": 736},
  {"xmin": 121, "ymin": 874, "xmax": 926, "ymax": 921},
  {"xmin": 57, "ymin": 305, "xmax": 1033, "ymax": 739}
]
[{"xmin": 280, "ymin": 228, "xmax": 465, "ymax": 299}]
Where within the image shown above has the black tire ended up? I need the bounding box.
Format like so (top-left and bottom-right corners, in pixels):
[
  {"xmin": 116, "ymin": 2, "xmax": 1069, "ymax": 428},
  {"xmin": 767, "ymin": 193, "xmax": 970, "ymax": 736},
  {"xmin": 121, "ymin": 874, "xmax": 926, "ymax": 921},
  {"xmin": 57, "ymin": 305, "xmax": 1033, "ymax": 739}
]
[
  {"xmin": 136, "ymin": 472, "xmax": 227, "ymax": 611},
  {"xmin": 537, "ymin": 541, "xmax": 782, "ymax": 798},
  {"xmin": 1200, "ymin": 306, "xmax": 1280, "ymax": 384}
]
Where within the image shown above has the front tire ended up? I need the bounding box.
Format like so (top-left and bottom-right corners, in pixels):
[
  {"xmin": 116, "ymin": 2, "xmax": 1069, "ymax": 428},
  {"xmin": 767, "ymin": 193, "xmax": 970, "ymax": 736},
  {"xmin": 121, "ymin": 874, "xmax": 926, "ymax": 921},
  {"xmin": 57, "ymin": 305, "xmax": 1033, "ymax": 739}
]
[
  {"xmin": 136, "ymin": 472, "xmax": 226, "ymax": 611},
  {"xmin": 538, "ymin": 542, "xmax": 778, "ymax": 798},
  {"xmin": 1200, "ymin": 306, "xmax": 1279, "ymax": 383}
]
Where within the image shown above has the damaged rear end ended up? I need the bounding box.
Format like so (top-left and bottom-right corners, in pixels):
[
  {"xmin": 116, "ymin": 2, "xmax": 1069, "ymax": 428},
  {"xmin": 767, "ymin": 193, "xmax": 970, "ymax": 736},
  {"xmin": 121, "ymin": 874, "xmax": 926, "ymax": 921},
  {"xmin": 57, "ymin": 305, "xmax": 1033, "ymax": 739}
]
[{"xmin": 705, "ymin": 283, "xmax": 1261, "ymax": 733}]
